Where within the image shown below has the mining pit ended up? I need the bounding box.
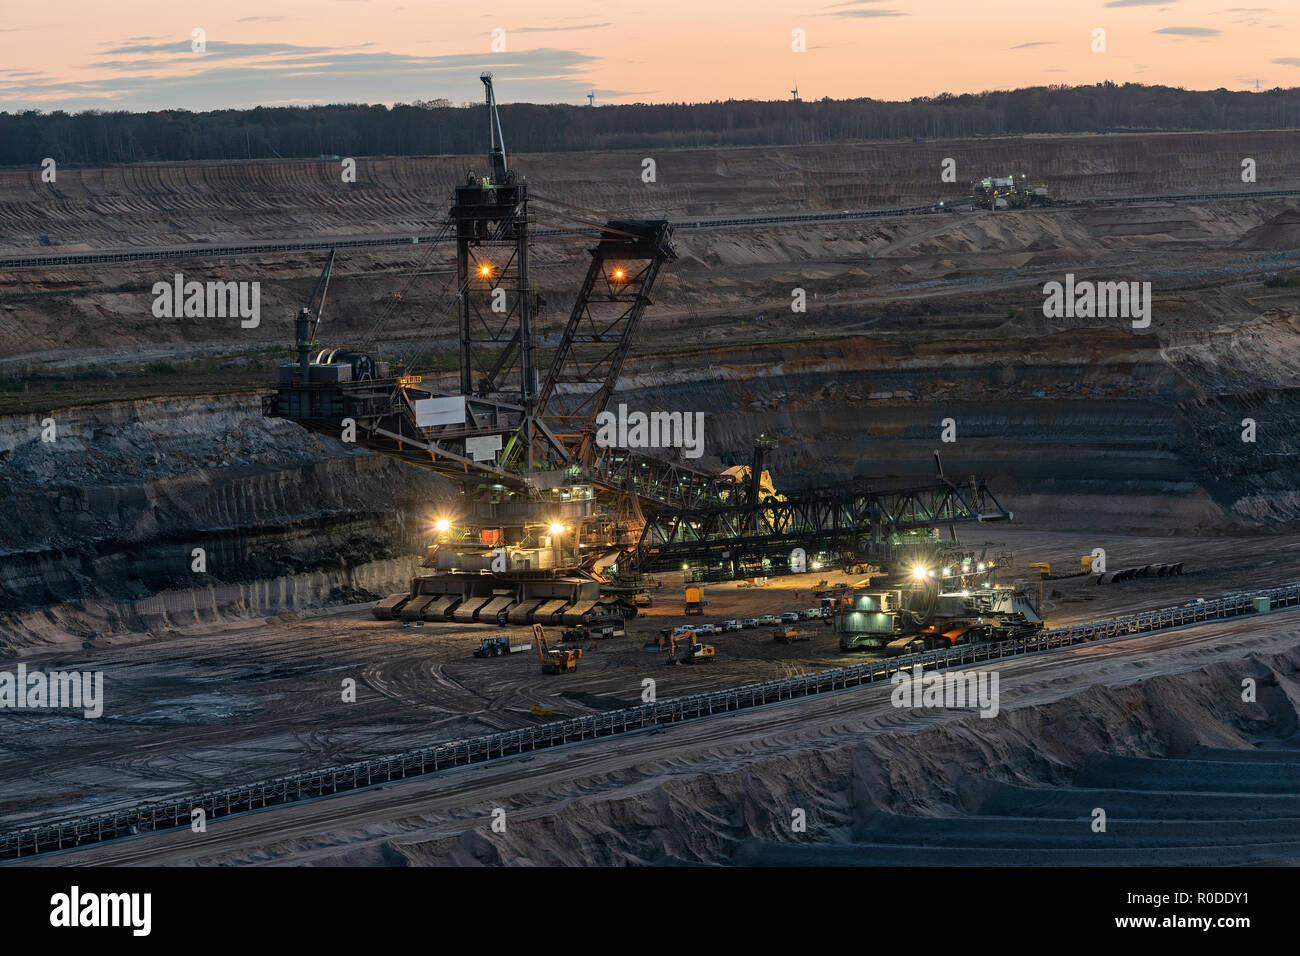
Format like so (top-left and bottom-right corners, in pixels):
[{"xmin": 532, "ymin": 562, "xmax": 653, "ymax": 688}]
[{"xmin": 2, "ymin": 131, "xmax": 1300, "ymax": 864}]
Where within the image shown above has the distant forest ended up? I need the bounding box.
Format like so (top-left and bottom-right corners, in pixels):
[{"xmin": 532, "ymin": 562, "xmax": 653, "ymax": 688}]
[{"xmin": 1, "ymin": 83, "xmax": 1297, "ymax": 166}]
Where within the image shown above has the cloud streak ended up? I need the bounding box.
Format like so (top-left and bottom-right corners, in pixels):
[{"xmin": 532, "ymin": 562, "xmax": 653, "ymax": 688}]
[
  {"xmin": 515, "ymin": 23, "xmax": 612, "ymax": 33},
  {"xmin": 818, "ymin": 0, "xmax": 906, "ymax": 16},
  {"xmin": 0, "ymin": 47, "xmax": 601, "ymax": 112}
]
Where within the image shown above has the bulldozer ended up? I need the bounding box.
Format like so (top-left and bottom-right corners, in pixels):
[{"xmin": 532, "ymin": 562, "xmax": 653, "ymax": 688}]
[
  {"xmin": 773, "ymin": 627, "xmax": 811, "ymax": 644},
  {"xmin": 533, "ymin": 623, "xmax": 582, "ymax": 674}
]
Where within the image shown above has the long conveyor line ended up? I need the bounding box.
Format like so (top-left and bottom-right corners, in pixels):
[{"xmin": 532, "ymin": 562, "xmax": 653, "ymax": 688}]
[{"xmin": 3, "ymin": 580, "xmax": 1297, "ymax": 862}]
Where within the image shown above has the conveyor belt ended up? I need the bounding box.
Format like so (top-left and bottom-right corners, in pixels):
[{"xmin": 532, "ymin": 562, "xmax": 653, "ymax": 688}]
[
  {"xmin": 6, "ymin": 188, "xmax": 1299, "ymax": 270},
  {"xmin": 9, "ymin": 580, "xmax": 1300, "ymax": 861}
]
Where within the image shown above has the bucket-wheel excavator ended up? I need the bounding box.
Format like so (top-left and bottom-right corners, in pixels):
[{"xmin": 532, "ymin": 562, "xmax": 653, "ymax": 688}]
[{"xmin": 265, "ymin": 73, "xmax": 1013, "ymax": 628}]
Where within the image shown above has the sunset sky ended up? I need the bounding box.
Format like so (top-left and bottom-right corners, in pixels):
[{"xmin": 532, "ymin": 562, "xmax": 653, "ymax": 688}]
[{"xmin": 0, "ymin": 0, "xmax": 1295, "ymax": 111}]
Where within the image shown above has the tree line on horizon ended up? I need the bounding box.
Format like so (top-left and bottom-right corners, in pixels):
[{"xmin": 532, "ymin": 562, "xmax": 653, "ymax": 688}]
[{"xmin": 0, "ymin": 82, "xmax": 1296, "ymax": 167}]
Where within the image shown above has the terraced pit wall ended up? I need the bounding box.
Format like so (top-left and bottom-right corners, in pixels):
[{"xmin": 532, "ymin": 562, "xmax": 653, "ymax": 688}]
[
  {"xmin": 4, "ymin": 304, "xmax": 1296, "ymax": 649},
  {"xmin": 615, "ymin": 311, "xmax": 1300, "ymax": 531},
  {"xmin": 4, "ymin": 130, "xmax": 1300, "ymax": 254},
  {"xmin": 0, "ymin": 393, "xmax": 449, "ymax": 650},
  {"xmin": 3, "ymin": 132, "xmax": 1300, "ymax": 641}
]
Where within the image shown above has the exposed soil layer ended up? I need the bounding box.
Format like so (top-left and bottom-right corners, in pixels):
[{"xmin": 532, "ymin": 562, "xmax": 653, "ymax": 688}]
[
  {"xmin": 3, "ymin": 302, "xmax": 1297, "ymax": 637},
  {"xmin": 3, "ymin": 137, "xmax": 1298, "ymax": 556},
  {"xmin": 4, "ymin": 131, "xmax": 1300, "ymax": 254},
  {"xmin": 0, "ymin": 393, "xmax": 449, "ymax": 643}
]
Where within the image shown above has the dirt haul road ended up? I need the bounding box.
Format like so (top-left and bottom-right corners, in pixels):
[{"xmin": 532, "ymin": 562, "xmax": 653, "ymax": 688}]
[
  {"xmin": 30, "ymin": 608, "xmax": 1300, "ymax": 866},
  {"xmin": 2, "ymin": 526, "xmax": 1299, "ymax": 830}
]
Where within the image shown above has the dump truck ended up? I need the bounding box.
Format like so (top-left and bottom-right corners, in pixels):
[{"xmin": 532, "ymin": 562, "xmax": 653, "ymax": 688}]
[
  {"xmin": 773, "ymin": 627, "xmax": 811, "ymax": 644},
  {"xmin": 533, "ymin": 623, "xmax": 582, "ymax": 674},
  {"xmin": 684, "ymin": 586, "xmax": 704, "ymax": 616},
  {"xmin": 473, "ymin": 634, "xmax": 533, "ymax": 658}
]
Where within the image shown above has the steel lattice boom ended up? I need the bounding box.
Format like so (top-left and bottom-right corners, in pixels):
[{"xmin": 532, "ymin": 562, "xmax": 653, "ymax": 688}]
[
  {"xmin": 262, "ymin": 72, "xmax": 1017, "ymax": 591},
  {"xmin": 532, "ymin": 220, "xmax": 677, "ymax": 470},
  {"xmin": 631, "ymin": 476, "xmax": 1012, "ymax": 573}
]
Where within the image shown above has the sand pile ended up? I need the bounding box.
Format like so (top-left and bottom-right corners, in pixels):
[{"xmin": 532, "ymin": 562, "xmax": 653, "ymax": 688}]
[{"xmin": 1234, "ymin": 207, "xmax": 1300, "ymax": 250}]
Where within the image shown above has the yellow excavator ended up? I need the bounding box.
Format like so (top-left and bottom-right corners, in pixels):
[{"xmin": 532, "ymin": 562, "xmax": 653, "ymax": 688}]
[
  {"xmin": 533, "ymin": 623, "xmax": 582, "ymax": 674},
  {"xmin": 667, "ymin": 630, "xmax": 715, "ymax": 665}
]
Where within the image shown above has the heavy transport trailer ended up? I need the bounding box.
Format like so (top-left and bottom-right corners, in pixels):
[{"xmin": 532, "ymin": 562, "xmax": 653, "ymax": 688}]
[
  {"xmin": 846, "ymin": 616, "xmax": 1044, "ymax": 654},
  {"xmin": 473, "ymin": 635, "xmax": 534, "ymax": 658}
]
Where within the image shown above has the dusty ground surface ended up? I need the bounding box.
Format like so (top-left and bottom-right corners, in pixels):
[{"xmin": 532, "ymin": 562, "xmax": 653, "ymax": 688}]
[
  {"xmin": 2, "ymin": 526, "xmax": 1298, "ymax": 834},
  {"xmin": 31, "ymin": 606, "xmax": 1300, "ymax": 866}
]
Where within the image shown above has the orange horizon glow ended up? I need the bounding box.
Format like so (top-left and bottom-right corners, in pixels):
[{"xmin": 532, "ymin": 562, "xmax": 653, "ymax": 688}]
[{"xmin": 0, "ymin": 0, "xmax": 1295, "ymax": 113}]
